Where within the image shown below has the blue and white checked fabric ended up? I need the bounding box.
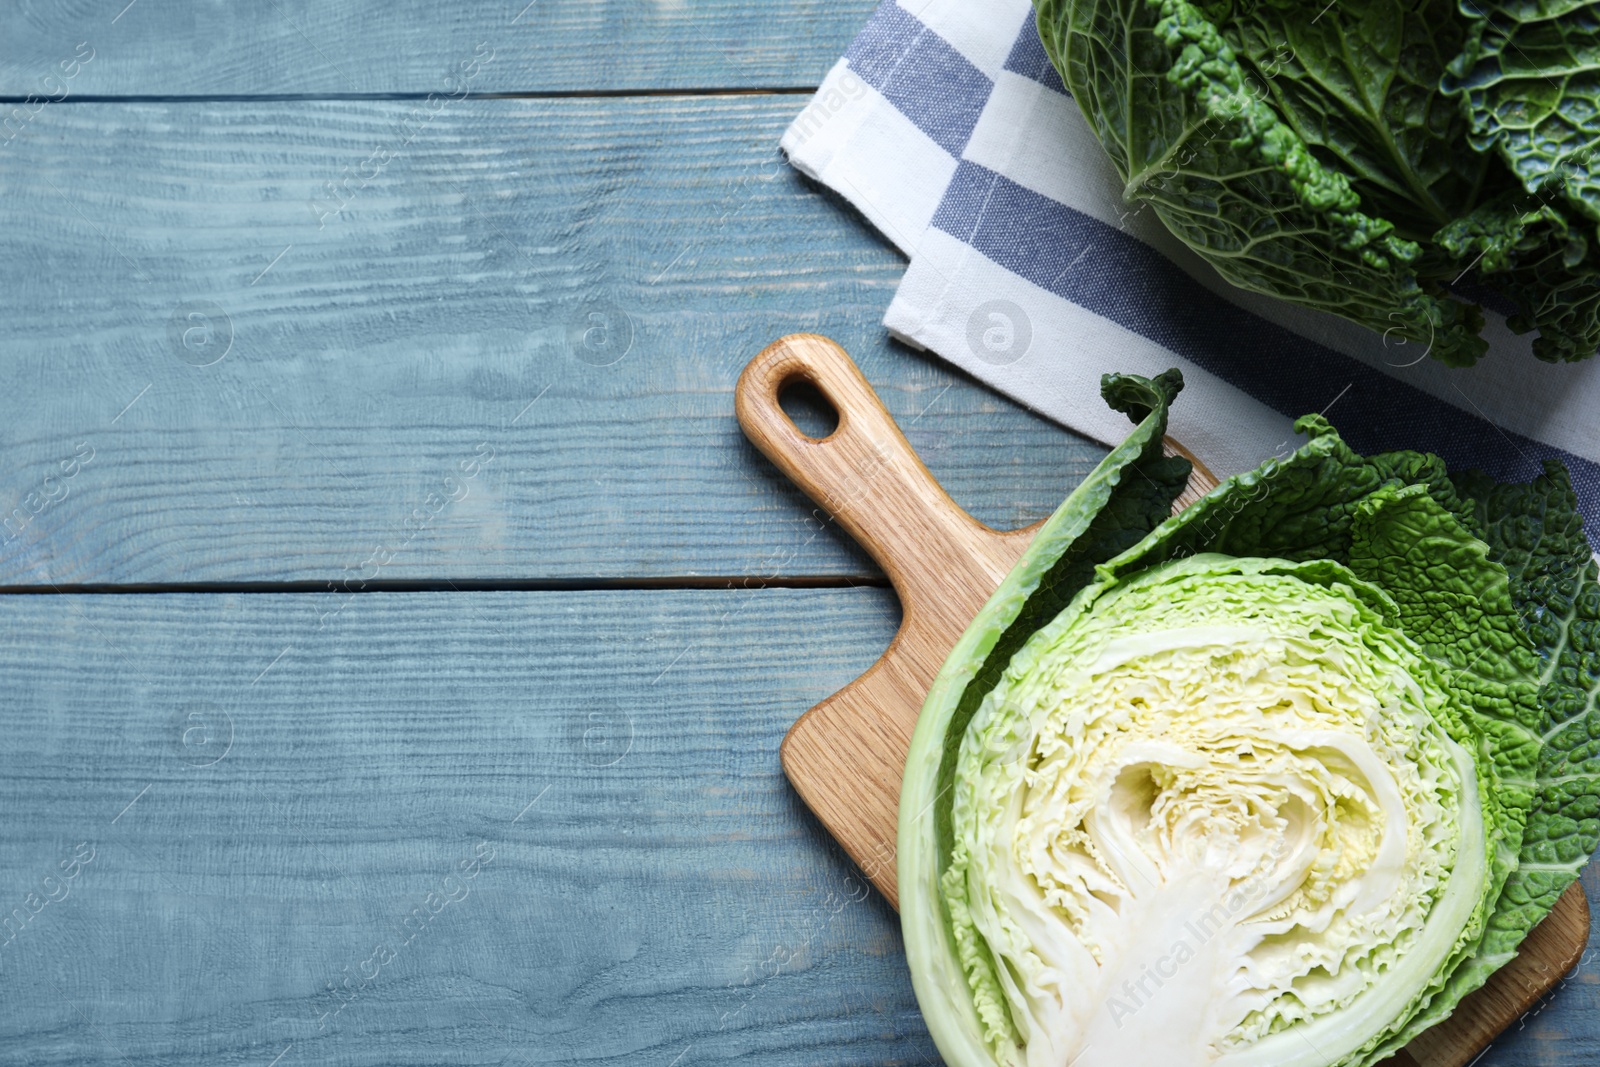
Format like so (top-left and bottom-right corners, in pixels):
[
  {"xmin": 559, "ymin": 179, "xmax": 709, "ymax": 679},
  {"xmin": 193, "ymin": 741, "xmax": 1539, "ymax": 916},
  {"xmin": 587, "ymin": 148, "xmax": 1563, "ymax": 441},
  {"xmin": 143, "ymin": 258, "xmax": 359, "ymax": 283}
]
[{"xmin": 781, "ymin": 0, "xmax": 1600, "ymax": 543}]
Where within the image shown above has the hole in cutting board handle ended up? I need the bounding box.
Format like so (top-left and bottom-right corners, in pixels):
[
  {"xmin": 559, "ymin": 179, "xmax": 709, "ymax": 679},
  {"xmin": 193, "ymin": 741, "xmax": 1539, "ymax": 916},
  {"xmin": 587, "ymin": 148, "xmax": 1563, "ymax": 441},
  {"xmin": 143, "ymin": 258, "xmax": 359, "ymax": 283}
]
[{"xmin": 777, "ymin": 375, "xmax": 840, "ymax": 442}]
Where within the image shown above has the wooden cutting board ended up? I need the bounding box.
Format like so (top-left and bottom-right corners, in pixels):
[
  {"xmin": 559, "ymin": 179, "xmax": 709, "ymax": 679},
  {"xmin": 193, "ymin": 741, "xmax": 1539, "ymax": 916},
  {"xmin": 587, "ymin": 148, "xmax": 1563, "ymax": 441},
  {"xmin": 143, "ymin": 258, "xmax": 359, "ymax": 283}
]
[{"xmin": 736, "ymin": 333, "xmax": 1591, "ymax": 1067}]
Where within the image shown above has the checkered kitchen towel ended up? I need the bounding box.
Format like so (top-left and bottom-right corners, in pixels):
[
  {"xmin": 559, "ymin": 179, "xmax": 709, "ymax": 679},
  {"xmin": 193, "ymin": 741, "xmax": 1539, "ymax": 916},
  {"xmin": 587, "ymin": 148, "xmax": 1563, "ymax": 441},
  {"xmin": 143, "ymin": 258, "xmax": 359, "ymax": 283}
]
[{"xmin": 781, "ymin": 0, "xmax": 1600, "ymax": 542}]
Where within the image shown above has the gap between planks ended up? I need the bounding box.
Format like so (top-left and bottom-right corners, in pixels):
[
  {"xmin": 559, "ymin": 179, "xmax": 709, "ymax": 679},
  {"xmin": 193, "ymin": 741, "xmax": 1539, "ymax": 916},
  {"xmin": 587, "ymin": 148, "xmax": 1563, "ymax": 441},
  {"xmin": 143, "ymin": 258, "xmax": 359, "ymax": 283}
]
[
  {"xmin": 0, "ymin": 576, "xmax": 892, "ymax": 595},
  {"xmin": 0, "ymin": 87, "xmax": 822, "ymax": 105}
]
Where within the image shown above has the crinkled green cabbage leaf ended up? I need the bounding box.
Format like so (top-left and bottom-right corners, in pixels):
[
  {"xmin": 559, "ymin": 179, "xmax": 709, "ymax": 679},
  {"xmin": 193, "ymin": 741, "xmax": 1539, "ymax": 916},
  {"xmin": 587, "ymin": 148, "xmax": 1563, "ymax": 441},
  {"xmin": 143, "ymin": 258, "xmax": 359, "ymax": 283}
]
[
  {"xmin": 899, "ymin": 371, "xmax": 1600, "ymax": 1067},
  {"xmin": 1035, "ymin": 0, "xmax": 1600, "ymax": 364}
]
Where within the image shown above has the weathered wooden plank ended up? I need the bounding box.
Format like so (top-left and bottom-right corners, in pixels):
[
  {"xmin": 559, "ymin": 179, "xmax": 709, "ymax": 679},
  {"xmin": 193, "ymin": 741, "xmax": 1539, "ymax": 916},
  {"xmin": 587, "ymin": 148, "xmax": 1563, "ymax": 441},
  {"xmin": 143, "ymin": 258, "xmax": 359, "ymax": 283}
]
[
  {"xmin": 0, "ymin": 587, "xmax": 1593, "ymax": 1065},
  {"xmin": 0, "ymin": 0, "xmax": 872, "ymax": 97},
  {"xmin": 0, "ymin": 587, "xmax": 942, "ymax": 1066},
  {"xmin": 0, "ymin": 95, "xmax": 1104, "ymax": 586}
]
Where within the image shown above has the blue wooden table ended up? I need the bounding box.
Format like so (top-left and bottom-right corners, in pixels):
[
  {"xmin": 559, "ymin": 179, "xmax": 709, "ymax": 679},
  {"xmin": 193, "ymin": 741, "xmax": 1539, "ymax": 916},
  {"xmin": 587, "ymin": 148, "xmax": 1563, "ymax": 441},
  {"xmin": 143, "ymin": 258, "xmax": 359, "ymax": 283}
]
[{"xmin": 0, "ymin": 3, "xmax": 1595, "ymax": 1065}]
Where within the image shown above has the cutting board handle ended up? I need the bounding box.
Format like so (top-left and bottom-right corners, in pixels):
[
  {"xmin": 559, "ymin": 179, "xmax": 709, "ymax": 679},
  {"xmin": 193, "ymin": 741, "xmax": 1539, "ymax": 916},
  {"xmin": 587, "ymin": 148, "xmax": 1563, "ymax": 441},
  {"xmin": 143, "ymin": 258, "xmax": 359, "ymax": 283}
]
[{"xmin": 735, "ymin": 335, "xmax": 1032, "ymax": 610}]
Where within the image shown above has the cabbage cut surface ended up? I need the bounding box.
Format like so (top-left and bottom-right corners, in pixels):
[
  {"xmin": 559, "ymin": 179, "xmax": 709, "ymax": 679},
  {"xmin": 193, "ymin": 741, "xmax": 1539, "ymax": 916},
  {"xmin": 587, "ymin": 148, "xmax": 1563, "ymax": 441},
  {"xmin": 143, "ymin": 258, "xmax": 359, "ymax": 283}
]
[{"xmin": 944, "ymin": 557, "xmax": 1488, "ymax": 1067}]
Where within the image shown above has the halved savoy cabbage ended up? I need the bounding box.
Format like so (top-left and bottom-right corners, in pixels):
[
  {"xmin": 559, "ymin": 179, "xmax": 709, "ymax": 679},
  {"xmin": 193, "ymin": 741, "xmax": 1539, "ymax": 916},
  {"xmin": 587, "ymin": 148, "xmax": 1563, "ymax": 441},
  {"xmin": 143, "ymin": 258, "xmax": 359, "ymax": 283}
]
[{"xmin": 898, "ymin": 371, "xmax": 1600, "ymax": 1067}]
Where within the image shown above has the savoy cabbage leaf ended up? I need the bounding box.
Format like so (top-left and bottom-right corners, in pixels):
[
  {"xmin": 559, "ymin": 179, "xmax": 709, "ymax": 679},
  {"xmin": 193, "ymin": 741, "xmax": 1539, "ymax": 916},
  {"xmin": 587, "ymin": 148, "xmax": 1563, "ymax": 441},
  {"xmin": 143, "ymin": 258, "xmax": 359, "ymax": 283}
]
[
  {"xmin": 1454, "ymin": 462, "xmax": 1600, "ymax": 966},
  {"xmin": 1035, "ymin": 0, "xmax": 1600, "ymax": 363},
  {"xmin": 1447, "ymin": 0, "xmax": 1600, "ymax": 222}
]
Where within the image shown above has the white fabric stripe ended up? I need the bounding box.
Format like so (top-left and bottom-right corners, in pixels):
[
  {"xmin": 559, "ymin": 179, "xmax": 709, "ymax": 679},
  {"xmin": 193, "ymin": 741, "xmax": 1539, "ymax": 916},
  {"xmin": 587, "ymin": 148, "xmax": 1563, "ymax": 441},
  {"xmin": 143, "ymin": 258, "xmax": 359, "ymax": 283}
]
[
  {"xmin": 886, "ymin": 229, "xmax": 1297, "ymax": 478},
  {"xmin": 781, "ymin": 59, "xmax": 956, "ymax": 256},
  {"xmin": 896, "ymin": 0, "xmax": 1035, "ymax": 80}
]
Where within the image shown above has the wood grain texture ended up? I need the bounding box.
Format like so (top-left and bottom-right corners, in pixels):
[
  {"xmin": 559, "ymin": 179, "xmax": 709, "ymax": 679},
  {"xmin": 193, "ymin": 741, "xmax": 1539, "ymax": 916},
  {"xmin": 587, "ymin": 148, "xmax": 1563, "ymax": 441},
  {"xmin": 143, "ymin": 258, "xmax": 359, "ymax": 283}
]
[
  {"xmin": 744, "ymin": 336, "xmax": 1214, "ymax": 909},
  {"xmin": 1407, "ymin": 885, "xmax": 1591, "ymax": 1067},
  {"xmin": 0, "ymin": 0, "xmax": 874, "ymax": 96},
  {"xmin": 0, "ymin": 587, "xmax": 1592, "ymax": 1067},
  {"xmin": 0, "ymin": 95, "xmax": 1106, "ymax": 586},
  {"xmin": 743, "ymin": 338, "xmax": 1593, "ymax": 1065},
  {"xmin": 740, "ymin": 335, "xmax": 1048, "ymax": 910},
  {"xmin": 0, "ymin": 587, "xmax": 941, "ymax": 1067}
]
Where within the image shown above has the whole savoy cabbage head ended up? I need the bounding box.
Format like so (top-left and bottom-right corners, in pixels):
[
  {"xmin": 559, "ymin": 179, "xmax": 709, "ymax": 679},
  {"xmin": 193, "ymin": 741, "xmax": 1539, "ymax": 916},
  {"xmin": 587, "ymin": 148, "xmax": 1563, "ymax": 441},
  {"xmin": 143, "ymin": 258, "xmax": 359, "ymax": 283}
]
[{"xmin": 1034, "ymin": 0, "xmax": 1600, "ymax": 364}]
